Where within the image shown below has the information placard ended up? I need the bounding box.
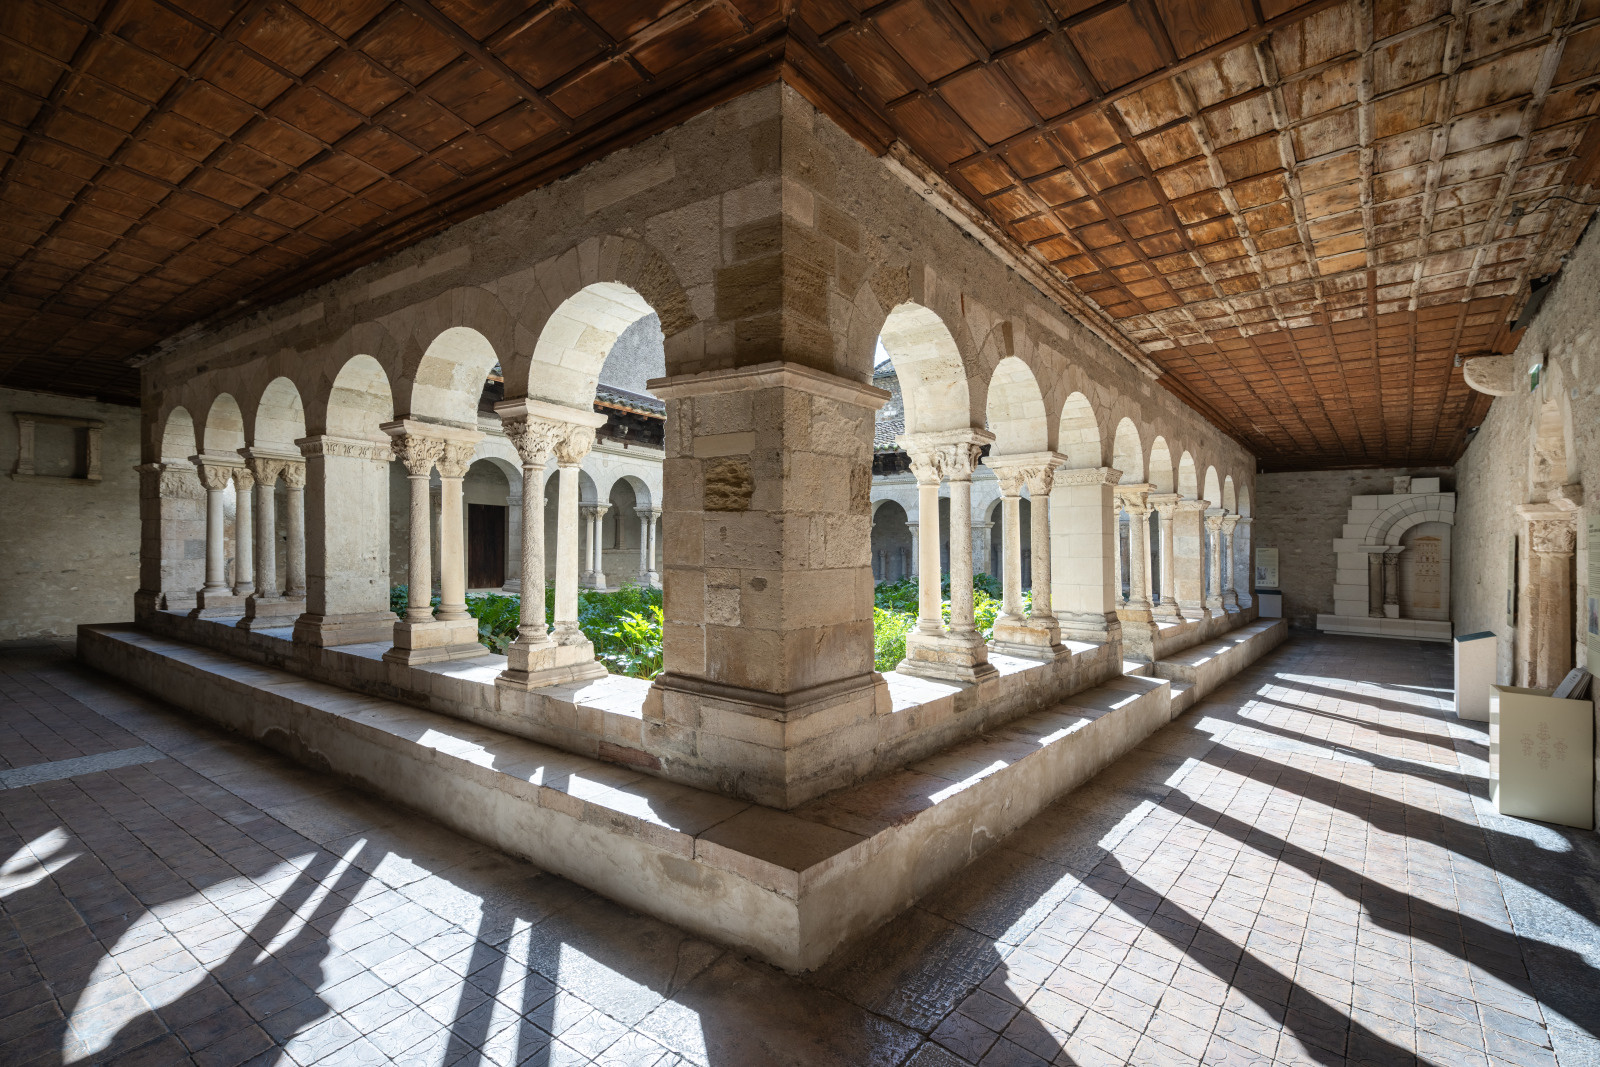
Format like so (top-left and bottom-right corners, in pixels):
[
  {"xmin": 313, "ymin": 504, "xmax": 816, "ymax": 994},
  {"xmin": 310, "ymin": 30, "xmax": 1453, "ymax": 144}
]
[
  {"xmin": 1255, "ymin": 546, "xmax": 1279, "ymax": 589},
  {"xmin": 1588, "ymin": 514, "xmax": 1600, "ymax": 673}
]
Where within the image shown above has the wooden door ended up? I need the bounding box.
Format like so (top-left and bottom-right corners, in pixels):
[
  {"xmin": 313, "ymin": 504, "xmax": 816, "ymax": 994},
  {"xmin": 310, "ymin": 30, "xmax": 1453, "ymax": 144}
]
[{"xmin": 468, "ymin": 504, "xmax": 506, "ymax": 589}]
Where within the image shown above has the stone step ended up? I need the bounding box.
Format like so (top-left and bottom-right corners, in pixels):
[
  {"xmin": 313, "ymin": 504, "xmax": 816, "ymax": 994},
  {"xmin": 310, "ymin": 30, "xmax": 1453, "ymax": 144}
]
[
  {"xmin": 1151, "ymin": 619, "xmax": 1287, "ymax": 704},
  {"xmin": 79, "ymin": 624, "xmax": 1178, "ymax": 973}
]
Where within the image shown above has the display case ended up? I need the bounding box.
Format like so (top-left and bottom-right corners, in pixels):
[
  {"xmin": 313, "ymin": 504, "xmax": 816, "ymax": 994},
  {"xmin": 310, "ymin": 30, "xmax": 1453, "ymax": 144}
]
[{"xmin": 1453, "ymin": 631, "xmax": 1497, "ymax": 722}]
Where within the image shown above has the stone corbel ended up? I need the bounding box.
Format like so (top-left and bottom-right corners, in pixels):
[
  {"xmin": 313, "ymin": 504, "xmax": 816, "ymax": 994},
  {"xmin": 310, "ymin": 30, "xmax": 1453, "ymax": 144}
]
[
  {"xmin": 1461, "ymin": 355, "xmax": 1518, "ymax": 396},
  {"xmin": 1550, "ymin": 482, "xmax": 1584, "ymax": 512}
]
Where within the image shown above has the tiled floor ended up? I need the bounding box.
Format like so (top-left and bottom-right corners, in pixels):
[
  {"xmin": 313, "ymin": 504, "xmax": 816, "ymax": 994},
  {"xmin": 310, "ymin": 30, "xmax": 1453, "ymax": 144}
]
[{"xmin": 1, "ymin": 634, "xmax": 1597, "ymax": 1066}]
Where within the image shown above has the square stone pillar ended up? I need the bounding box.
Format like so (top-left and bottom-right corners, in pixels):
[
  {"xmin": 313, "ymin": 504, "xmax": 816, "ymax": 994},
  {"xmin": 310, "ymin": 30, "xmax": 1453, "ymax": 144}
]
[
  {"xmin": 494, "ymin": 399, "xmax": 608, "ymax": 690},
  {"xmin": 1232, "ymin": 516, "xmax": 1253, "ymax": 611},
  {"xmin": 1050, "ymin": 466, "xmax": 1122, "ymax": 643},
  {"xmin": 985, "ymin": 452, "xmax": 1066, "ymax": 659},
  {"xmin": 898, "ymin": 429, "xmax": 998, "ymax": 683},
  {"xmin": 1172, "ymin": 499, "xmax": 1208, "ymax": 621},
  {"xmin": 642, "ymin": 362, "xmax": 889, "ymax": 808},
  {"xmin": 189, "ymin": 454, "xmax": 246, "ymax": 618},
  {"xmin": 134, "ymin": 461, "xmax": 204, "ymax": 618},
  {"xmin": 1149, "ymin": 493, "xmax": 1183, "ymax": 622},
  {"xmin": 381, "ymin": 420, "xmax": 484, "ymax": 665},
  {"xmin": 292, "ymin": 434, "xmax": 396, "ymax": 646}
]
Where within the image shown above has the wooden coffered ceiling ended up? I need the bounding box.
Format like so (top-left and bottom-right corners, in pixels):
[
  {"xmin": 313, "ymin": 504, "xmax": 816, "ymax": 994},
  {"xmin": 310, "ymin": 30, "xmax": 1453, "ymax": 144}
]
[{"xmin": 4, "ymin": 0, "xmax": 1599, "ymax": 470}]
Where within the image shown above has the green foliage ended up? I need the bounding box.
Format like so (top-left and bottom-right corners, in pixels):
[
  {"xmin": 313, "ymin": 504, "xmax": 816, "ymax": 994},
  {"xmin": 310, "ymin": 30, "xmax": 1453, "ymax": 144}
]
[
  {"xmin": 464, "ymin": 593, "xmax": 521, "ymax": 655},
  {"xmin": 390, "ymin": 584, "xmax": 439, "ymax": 617},
  {"xmin": 869, "ymin": 576, "xmax": 1024, "ymax": 672},
  {"xmin": 872, "ymin": 606, "xmax": 916, "ymax": 673}
]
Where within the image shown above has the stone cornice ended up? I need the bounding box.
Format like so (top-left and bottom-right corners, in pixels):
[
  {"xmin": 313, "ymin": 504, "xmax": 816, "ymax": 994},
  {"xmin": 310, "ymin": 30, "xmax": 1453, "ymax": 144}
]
[{"xmin": 649, "ymin": 361, "xmax": 891, "ymax": 411}]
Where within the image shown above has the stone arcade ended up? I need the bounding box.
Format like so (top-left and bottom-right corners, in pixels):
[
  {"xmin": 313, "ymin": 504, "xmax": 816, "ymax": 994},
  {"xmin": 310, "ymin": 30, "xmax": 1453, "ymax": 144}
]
[
  {"xmin": 7, "ymin": 2, "xmax": 1600, "ymax": 1062},
  {"xmin": 75, "ymin": 86, "xmax": 1284, "ymax": 970}
]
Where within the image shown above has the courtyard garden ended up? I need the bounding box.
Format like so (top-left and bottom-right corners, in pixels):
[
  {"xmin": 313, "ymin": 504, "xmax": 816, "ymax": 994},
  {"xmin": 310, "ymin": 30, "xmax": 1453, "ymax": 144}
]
[{"xmin": 394, "ymin": 574, "xmax": 1016, "ymax": 679}]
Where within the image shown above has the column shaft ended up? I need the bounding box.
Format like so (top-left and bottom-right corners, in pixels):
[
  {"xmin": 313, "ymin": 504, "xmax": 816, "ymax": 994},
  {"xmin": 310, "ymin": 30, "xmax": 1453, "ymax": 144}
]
[
  {"xmin": 948, "ymin": 474, "xmax": 975, "ymax": 636},
  {"xmin": 254, "ymin": 471, "xmax": 278, "ymax": 597},
  {"xmin": 915, "ymin": 480, "xmax": 942, "ymax": 634},
  {"xmin": 232, "ymin": 469, "xmax": 255, "ymax": 596},
  {"xmin": 1000, "ymin": 491, "xmax": 1023, "ymax": 620},
  {"xmin": 1028, "ymin": 482, "xmax": 1052, "ymax": 618},
  {"xmin": 555, "ymin": 465, "xmax": 583, "ymax": 638},
  {"xmin": 284, "ymin": 466, "xmax": 306, "ymax": 598},
  {"xmin": 436, "ymin": 441, "xmax": 473, "ymax": 622}
]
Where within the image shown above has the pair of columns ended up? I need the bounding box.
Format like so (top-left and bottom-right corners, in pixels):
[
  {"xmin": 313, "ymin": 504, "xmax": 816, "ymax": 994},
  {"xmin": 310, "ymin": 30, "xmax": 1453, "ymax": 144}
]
[
  {"xmin": 984, "ymin": 452, "xmax": 1066, "ymax": 661},
  {"xmin": 383, "ymin": 420, "xmax": 484, "ymax": 665},
  {"xmin": 897, "ymin": 430, "xmax": 996, "ymax": 682},
  {"xmin": 1364, "ymin": 545, "xmax": 1405, "ymax": 619},
  {"xmin": 580, "ymin": 504, "xmax": 611, "ymax": 588},
  {"xmin": 496, "ymin": 398, "xmax": 610, "ymax": 690},
  {"xmin": 187, "ymin": 454, "xmax": 307, "ymax": 626}
]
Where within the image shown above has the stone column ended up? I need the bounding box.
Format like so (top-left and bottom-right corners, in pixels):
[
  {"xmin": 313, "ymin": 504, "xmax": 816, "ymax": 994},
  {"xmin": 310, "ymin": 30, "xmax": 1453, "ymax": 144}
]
[
  {"xmin": 985, "ymin": 452, "xmax": 1066, "ymax": 658},
  {"xmin": 1117, "ymin": 483, "xmax": 1158, "ymax": 660},
  {"xmin": 231, "ymin": 467, "xmax": 255, "ymax": 598},
  {"xmin": 1205, "ymin": 510, "xmax": 1226, "ymax": 614},
  {"xmin": 552, "ymin": 427, "xmax": 602, "ymax": 663},
  {"xmin": 291, "ymin": 435, "xmax": 395, "ymax": 647},
  {"xmin": 991, "ymin": 469, "xmax": 1026, "ymax": 625},
  {"xmin": 239, "ymin": 454, "xmax": 301, "ymax": 630},
  {"xmin": 502, "ymin": 483, "xmax": 523, "ymax": 594},
  {"xmin": 494, "ymin": 399, "xmax": 606, "ymax": 690},
  {"xmin": 1050, "ymin": 466, "xmax": 1122, "ymax": 643},
  {"xmin": 639, "ymin": 506, "xmax": 662, "ymax": 585},
  {"xmin": 906, "ymin": 521, "xmax": 920, "ymax": 583},
  {"xmin": 1521, "ymin": 507, "xmax": 1578, "ymax": 689},
  {"xmin": 379, "ymin": 422, "xmax": 482, "ymax": 665},
  {"xmin": 133, "ymin": 461, "xmax": 204, "ymax": 617},
  {"xmin": 1220, "ymin": 513, "xmax": 1240, "ymax": 611},
  {"xmin": 190, "ymin": 456, "xmax": 244, "ymax": 617},
  {"xmin": 435, "ymin": 439, "xmax": 477, "ymax": 623},
  {"xmin": 589, "ymin": 503, "xmax": 611, "ymax": 590},
  {"xmin": 1382, "ymin": 548, "xmax": 1403, "ymax": 619},
  {"xmin": 1367, "ymin": 550, "xmax": 1385, "ymax": 617},
  {"xmin": 580, "ymin": 506, "xmax": 597, "ymax": 588},
  {"xmin": 1111, "ymin": 496, "xmax": 1124, "ymax": 604},
  {"xmin": 1149, "ymin": 494, "xmax": 1183, "ymax": 621},
  {"xmin": 1172, "ymin": 499, "xmax": 1208, "ymax": 620},
  {"xmin": 284, "ymin": 462, "xmax": 306, "ymax": 599},
  {"xmin": 1232, "ymin": 516, "xmax": 1253, "ymax": 611},
  {"xmin": 900, "ymin": 429, "xmax": 996, "ymax": 682}
]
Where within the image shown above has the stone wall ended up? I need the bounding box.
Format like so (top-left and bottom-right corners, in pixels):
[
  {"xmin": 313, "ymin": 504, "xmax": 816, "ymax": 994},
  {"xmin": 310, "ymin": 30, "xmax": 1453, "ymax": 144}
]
[
  {"xmin": 1454, "ymin": 218, "xmax": 1600, "ymax": 685},
  {"xmin": 1254, "ymin": 466, "xmax": 1453, "ymax": 629},
  {"xmin": 0, "ymin": 388, "xmax": 141, "ymax": 639}
]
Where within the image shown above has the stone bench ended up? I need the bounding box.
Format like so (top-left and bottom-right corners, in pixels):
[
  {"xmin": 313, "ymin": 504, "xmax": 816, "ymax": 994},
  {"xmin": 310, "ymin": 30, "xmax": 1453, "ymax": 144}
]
[{"xmin": 80, "ymin": 623, "xmax": 1173, "ymax": 973}]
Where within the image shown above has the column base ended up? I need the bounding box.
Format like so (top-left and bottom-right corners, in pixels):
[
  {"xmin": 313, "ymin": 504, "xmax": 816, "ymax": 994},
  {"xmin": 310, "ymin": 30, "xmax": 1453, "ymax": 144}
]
[
  {"xmin": 1152, "ymin": 604, "xmax": 1184, "ymax": 624},
  {"xmin": 495, "ymin": 637, "xmax": 608, "ymax": 690},
  {"xmin": 191, "ymin": 589, "xmax": 245, "ymax": 618},
  {"xmin": 383, "ymin": 618, "xmax": 486, "ymax": 665},
  {"xmin": 1116, "ymin": 616, "xmax": 1160, "ymax": 662},
  {"xmin": 231, "ymin": 584, "xmax": 256, "ymax": 598},
  {"xmin": 238, "ymin": 596, "xmax": 302, "ymax": 630},
  {"xmin": 1055, "ymin": 611, "xmax": 1120, "ymax": 644},
  {"xmin": 500, "ymin": 579, "xmax": 522, "ymax": 594},
  {"xmin": 990, "ymin": 616, "xmax": 1067, "ymax": 660},
  {"xmin": 293, "ymin": 611, "xmax": 398, "ymax": 647},
  {"xmin": 898, "ymin": 631, "xmax": 999, "ymax": 684},
  {"xmin": 1383, "ymin": 603, "xmax": 1399, "ymax": 618}
]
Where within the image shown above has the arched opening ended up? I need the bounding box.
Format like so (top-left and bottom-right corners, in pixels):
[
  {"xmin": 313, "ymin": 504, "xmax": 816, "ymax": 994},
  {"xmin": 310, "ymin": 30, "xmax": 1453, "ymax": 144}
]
[
  {"xmin": 872, "ymin": 500, "xmax": 912, "ymax": 583},
  {"xmin": 527, "ymin": 283, "xmax": 661, "ymax": 410},
  {"xmin": 161, "ymin": 406, "xmax": 195, "ymax": 462},
  {"xmin": 1177, "ymin": 451, "xmax": 1198, "ymax": 499},
  {"xmin": 200, "ymin": 394, "xmax": 246, "ymax": 593},
  {"xmin": 252, "ymin": 379, "xmax": 307, "ymax": 605},
  {"xmin": 878, "ymin": 303, "xmax": 971, "ymax": 435},
  {"xmin": 255, "ymin": 378, "xmax": 306, "ymax": 453},
  {"xmin": 411, "ymin": 326, "xmax": 500, "ymax": 427},
  {"xmin": 202, "ymin": 394, "xmax": 245, "ymax": 455},
  {"xmin": 1112, "ymin": 418, "xmax": 1143, "ymax": 606},
  {"xmin": 1058, "ymin": 392, "xmax": 1101, "ymax": 468},
  {"xmin": 1202, "ymin": 466, "xmax": 1221, "ymax": 599},
  {"xmin": 985, "ymin": 357, "xmax": 1047, "ymax": 455},
  {"xmin": 1112, "ymin": 418, "xmax": 1143, "ymax": 483},
  {"xmin": 1222, "ymin": 475, "xmax": 1237, "ymax": 513}
]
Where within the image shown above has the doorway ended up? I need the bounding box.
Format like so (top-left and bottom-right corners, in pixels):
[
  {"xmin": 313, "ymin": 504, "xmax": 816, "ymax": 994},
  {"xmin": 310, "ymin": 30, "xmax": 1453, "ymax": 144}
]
[{"xmin": 468, "ymin": 503, "xmax": 506, "ymax": 589}]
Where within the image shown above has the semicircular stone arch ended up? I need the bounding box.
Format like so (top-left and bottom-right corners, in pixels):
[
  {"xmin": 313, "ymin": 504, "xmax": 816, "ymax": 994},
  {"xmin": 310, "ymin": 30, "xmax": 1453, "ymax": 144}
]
[
  {"xmin": 986, "ymin": 356, "xmax": 1048, "ymax": 455},
  {"xmin": 1112, "ymin": 418, "xmax": 1143, "ymax": 483},
  {"xmin": 879, "ymin": 302, "xmax": 976, "ymax": 436},
  {"xmin": 1148, "ymin": 437, "xmax": 1175, "ymax": 493},
  {"xmin": 1058, "ymin": 391, "xmax": 1102, "ymax": 468}
]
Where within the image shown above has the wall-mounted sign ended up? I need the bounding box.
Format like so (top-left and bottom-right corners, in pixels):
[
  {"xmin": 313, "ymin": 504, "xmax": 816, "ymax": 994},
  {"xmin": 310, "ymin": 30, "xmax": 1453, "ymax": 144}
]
[
  {"xmin": 1507, "ymin": 534, "xmax": 1518, "ymax": 628},
  {"xmin": 1255, "ymin": 546, "xmax": 1279, "ymax": 589}
]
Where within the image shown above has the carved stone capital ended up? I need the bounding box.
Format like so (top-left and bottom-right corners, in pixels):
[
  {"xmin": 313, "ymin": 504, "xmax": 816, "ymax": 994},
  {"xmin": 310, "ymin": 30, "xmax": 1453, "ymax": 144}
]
[
  {"xmin": 390, "ymin": 434, "xmax": 444, "ymax": 477},
  {"xmin": 1148, "ymin": 492, "xmax": 1180, "ymax": 517},
  {"xmin": 1204, "ymin": 513, "xmax": 1224, "ymax": 533},
  {"xmin": 1114, "ymin": 482, "xmax": 1155, "ymax": 509},
  {"xmin": 282, "ymin": 462, "xmax": 306, "ymax": 489},
  {"xmin": 231, "ymin": 467, "xmax": 255, "ymax": 492},
  {"xmin": 554, "ymin": 425, "xmax": 596, "ymax": 466},
  {"xmin": 1529, "ymin": 516, "xmax": 1577, "ymax": 555},
  {"xmin": 436, "ymin": 439, "xmax": 476, "ymax": 479},
  {"xmin": 899, "ymin": 429, "xmax": 994, "ymax": 485},
  {"xmin": 246, "ymin": 457, "xmax": 286, "ymax": 486},
  {"xmin": 1175, "ymin": 498, "xmax": 1210, "ymax": 513},
  {"xmin": 502, "ymin": 416, "xmax": 567, "ymax": 468},
  {"xmin": 1220, "ymin": 514, "xmax": 1239, "ymax": 533},
  {"xmin": 193, "ymin": 460, "xmax": 236, "ymax": 492},
  {"xmin": 983, "ymin": 451, "xmax": 1064, "ymax": 497}
]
